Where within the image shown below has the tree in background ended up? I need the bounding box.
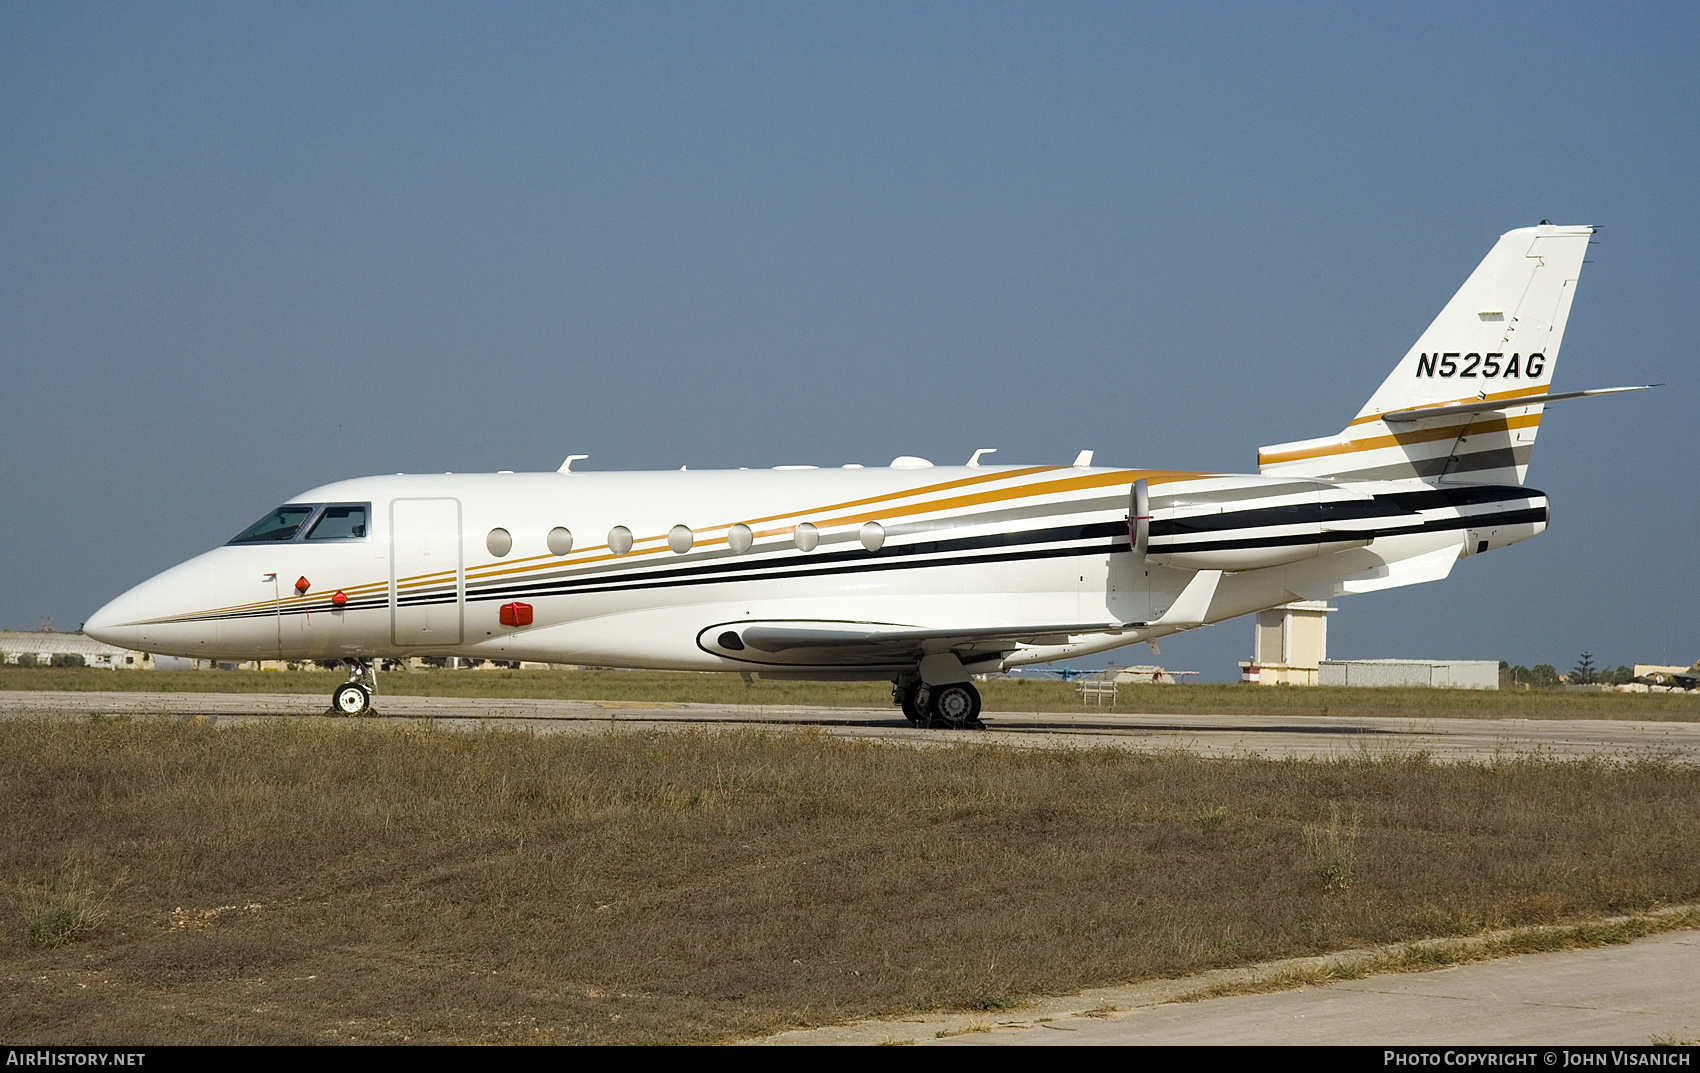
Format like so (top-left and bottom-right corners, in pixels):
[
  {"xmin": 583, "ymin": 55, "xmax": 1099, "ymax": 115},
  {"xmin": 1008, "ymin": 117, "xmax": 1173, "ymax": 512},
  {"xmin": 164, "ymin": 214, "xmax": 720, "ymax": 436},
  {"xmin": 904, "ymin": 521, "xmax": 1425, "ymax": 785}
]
[
  {"xmin": 1572, "ymin": 652, "xmax": 1598, "ymax": 686},
  {"xmin": 1529, "ymin": 664, "xmax": 1562, "ymax": 688}
]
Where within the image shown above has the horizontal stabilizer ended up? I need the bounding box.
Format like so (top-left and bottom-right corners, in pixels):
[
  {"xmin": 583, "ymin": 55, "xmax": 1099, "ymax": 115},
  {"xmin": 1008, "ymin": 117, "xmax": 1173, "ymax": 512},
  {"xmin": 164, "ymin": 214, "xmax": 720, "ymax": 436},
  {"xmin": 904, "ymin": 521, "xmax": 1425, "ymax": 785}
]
[{"xmin": 1384, "ymin": 385, "xmax": 1657, "ymax": 423}]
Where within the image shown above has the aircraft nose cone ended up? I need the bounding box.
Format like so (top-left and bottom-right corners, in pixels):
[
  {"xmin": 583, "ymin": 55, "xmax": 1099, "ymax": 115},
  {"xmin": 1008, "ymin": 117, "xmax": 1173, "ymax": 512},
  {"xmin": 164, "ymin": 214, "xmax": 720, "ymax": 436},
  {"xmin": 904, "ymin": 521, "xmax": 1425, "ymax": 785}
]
[
  {"xmin": 81, "ymin": 549, "xmax": 233, "ymax": 659},
  {"xmin": 84, "ymin": 590, "xmax": 144, "ymax": 649}
]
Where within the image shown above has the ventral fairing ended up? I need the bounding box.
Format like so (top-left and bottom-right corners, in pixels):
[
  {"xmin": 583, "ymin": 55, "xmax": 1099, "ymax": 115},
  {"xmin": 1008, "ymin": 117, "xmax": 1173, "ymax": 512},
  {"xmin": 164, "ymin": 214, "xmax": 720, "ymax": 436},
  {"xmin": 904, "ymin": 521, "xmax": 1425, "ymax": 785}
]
[{"xmin": 87, "ymin": 224, "xmax": 1651, "ymax": 725}]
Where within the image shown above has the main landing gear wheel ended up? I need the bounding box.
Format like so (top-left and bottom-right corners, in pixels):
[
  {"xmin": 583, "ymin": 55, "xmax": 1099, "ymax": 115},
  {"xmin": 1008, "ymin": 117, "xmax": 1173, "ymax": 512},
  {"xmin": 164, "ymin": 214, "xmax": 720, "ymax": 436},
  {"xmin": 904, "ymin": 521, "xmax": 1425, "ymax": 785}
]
[
  {"xmin": 899, "ymin": 681, "xmax": 927, "ymax": 726},
  {"xmin": 333, "ymin": 681, "xmax": 372, "ymax": 716},
  {"xmin": 927, "ymin": 682, "xmax": 983, "ymax": 730}
]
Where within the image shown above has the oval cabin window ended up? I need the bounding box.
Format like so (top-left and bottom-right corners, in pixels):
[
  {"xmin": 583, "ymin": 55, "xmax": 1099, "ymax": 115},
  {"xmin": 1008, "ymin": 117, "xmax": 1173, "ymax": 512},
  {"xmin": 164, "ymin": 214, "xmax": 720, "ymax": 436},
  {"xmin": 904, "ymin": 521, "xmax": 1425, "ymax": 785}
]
[{"xmin": 486, "ymin": 528, "xmax": 513, "ymax": 557}]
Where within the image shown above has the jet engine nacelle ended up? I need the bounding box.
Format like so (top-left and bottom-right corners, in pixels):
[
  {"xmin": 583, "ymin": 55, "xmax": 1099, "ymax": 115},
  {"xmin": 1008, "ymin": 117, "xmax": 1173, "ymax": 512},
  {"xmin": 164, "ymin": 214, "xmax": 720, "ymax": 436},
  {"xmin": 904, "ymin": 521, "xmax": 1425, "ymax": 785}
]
[{"xmin": 1141, "ymin": 479, "xmax": 1396, "ymax": 572}]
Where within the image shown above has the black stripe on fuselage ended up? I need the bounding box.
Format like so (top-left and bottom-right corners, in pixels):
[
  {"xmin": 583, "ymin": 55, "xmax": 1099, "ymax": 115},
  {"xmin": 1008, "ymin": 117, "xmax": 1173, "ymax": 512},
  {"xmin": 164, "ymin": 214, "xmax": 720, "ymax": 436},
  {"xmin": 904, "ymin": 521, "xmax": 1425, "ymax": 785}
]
[
  {"xmin": 454, "ymin": 501, "xmax": 1548, "ymax": 608},
  {"xmin": 166, "ymin": 488, "xmax": 1551, "ymax": 623}
]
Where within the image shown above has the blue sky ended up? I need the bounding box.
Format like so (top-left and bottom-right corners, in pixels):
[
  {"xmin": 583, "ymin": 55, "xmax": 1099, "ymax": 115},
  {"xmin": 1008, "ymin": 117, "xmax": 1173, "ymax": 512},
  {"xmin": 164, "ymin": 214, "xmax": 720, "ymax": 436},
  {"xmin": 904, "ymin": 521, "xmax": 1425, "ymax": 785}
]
[{"xmin": 4, "ymin": 2, "xmax": 1696, "ymax": 677}]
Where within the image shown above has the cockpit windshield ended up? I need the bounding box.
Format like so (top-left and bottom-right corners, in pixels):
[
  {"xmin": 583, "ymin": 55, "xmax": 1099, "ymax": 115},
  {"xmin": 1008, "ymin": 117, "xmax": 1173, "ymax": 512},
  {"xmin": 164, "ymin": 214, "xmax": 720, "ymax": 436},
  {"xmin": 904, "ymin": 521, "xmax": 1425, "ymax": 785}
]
[
  {"xmin": 305, "ymin": 504, "xmax": 368, "ymax": 541},
  {"xmin": 227, "ymin": 503, "xmax": 370, "ymax": 545},
  {"xmin": 228, "ymin": 505, "xmax": 317, "ymax": 544}
]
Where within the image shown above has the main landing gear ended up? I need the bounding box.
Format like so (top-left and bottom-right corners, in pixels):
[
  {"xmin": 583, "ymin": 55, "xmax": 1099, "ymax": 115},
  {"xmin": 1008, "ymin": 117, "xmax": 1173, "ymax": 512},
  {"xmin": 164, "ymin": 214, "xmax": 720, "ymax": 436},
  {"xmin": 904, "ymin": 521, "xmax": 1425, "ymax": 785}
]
[
  {"xmin": 894, "ymin": 676, "xmax": 984, "ymax": 730},
  {"xmin": 332, "ymin": 659, "xmax": 377, "ymax": 717}
]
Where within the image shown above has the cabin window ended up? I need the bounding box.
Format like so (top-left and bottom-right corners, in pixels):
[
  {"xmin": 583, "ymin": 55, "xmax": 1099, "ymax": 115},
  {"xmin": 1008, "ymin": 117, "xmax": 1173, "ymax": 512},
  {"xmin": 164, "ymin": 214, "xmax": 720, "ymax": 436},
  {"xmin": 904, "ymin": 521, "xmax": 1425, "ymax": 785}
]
[
  {"xmin": 547, "ymin": 527, "xmax": 574, "ymax": 555},
  {"xmin": 860, "ymin": 521, "xmax": 886, "ymax": 552},
  {"xmin": 486, "ymin": 528, "xmax": 513, "ymax": 557},
  {"xmin": 228, "ymin": 505, "xmax": 317, "ymax": 544},
  {"xmin": 608, "ymin": 526, "xmax": 634, "ymax": 555},
  {"xmin": 304, "ymin": 504, "xmax": 369, "ymax": 541},
  {"xmin": 793, "ymin": 522, "xmax": 819, "ymax": 552},
  {"xmin": 668, "ymin": 525, "xmax": 694, "ymax": 553},
  {"xmin": 728, "ymin": 523, "xmax": 753, "ymax": 554}
]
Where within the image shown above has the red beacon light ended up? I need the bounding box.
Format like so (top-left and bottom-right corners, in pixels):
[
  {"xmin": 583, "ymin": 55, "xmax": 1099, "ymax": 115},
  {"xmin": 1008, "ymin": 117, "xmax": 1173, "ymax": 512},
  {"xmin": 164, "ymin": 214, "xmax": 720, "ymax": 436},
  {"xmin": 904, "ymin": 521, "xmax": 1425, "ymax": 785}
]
[
  {"xmin": 331, "ymin": 590, "xmax": 348, "ymax": 607},
  {"xmin": 295, "ymin": 576, "xmax": 310, "ymax": 594},
  {"xmin": 499, "ymin": 602, "xmax": 533, "ymax": 627}
]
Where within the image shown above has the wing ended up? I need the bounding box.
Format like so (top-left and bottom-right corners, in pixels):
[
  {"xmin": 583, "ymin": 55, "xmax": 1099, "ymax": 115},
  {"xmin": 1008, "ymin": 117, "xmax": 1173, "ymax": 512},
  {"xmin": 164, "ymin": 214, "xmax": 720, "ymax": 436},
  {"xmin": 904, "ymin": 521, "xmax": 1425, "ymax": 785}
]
[
  {"xmin": 695, "ymin": 565, "xmax": 1229, "ymax": 670},
  {"xmin": 697, "ymin": 619, "xmax": 1132, "ymax": 670}
]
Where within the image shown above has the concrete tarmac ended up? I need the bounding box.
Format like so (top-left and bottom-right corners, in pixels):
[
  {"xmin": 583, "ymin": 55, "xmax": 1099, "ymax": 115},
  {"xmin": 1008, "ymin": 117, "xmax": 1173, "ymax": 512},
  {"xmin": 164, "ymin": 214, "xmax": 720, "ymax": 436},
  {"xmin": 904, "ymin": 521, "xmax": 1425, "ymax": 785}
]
[
  {"xmin": 757, "ymin": 927, "xmax": 1700, "ymax": 1046},
  {"xmin": 3, "ymin": 689, "xmax": 1699, "ymax": 764}
]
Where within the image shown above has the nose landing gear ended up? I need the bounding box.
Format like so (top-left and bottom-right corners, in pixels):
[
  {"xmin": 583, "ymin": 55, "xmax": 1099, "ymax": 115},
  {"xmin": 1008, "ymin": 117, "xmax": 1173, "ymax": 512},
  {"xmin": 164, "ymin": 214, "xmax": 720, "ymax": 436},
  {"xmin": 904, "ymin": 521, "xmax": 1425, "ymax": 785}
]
[{"xmin": 331, "ymin": 659, "xmax": 378, "ymax": 716}]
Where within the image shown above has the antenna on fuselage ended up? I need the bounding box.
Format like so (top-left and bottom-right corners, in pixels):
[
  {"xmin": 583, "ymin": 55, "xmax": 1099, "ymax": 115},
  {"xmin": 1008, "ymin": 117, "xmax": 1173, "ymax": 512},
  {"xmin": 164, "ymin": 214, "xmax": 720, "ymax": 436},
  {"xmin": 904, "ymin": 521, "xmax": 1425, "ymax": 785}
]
[{"xmin": 558, "ymin": 455, "xmax": 589, "ymax": 473}]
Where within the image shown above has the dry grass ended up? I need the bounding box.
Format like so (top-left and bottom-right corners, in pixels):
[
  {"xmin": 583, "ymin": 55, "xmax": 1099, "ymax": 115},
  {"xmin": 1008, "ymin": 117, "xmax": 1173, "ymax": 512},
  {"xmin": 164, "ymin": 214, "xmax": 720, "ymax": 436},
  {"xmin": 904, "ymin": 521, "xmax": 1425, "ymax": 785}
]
[
  {"xmin": 18, "ymin": 861, "xmax": 123, "ymax": 949},
  {"xmin": 7, "ymin": 666, "xmax": 1699, "ymax": 720},
  {"xmin": 1303, "ymin": 803, "xmax": 1360, "ymax": 895},
  {"xmin": 4, "ymin": 717, "xmax": 1699, "ymax": 1044}
]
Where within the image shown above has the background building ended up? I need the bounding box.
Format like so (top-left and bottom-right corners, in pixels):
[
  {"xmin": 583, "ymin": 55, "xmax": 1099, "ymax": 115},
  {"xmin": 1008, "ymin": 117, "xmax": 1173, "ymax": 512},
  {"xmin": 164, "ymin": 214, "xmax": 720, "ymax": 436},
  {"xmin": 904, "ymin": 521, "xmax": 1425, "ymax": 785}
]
[
  {"xmin": 0, "ymin": 630, "xmax": 151, "ymax": 669},
  {"xmin": 1318, "ymin": 659, "xmax": 1499, "ymax": 689},
  {"xmin": 1239, "ymin": 601, "xmax": 1335, "ymax": 685}
]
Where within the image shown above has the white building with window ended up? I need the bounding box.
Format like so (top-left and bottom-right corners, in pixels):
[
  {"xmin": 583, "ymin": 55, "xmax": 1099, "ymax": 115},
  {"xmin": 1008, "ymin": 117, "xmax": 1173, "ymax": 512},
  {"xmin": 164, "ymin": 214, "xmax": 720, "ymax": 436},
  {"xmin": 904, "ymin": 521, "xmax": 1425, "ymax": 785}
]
[{"xmin": 0, "ymin": 630, "xmax": 153, "ymax": 669}]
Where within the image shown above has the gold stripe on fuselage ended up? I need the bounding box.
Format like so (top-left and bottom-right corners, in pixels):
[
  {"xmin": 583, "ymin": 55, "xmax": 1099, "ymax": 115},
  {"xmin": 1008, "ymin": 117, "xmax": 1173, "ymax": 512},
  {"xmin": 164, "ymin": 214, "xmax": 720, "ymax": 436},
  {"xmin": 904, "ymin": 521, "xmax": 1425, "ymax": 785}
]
[
  {"xmin": 150, "ymin": 466, "xmax": 1205, "ymax": 624},
  {"xmin": 1259, "ymin": 412, "xmax": 1540, "ymax": 466},
  {"xmin": 460, "ymin": 467, "xmax": 1200, "ymax": 586}
]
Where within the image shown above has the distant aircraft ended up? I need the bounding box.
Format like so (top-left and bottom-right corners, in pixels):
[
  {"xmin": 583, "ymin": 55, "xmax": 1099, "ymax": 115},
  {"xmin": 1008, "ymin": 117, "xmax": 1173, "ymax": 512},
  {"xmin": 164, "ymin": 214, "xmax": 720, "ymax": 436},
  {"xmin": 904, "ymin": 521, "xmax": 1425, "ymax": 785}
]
[
  {"xmin": 1633, "ymin": 668, "xmax": 1700, "ymax": 691},
  {"xmin": 1031, "ymin": 666, "xmax": 1091, "ymax": 682},
  {"xmin": 86, "ymin": 224, "xmax": 1653, "ymax": 727}
]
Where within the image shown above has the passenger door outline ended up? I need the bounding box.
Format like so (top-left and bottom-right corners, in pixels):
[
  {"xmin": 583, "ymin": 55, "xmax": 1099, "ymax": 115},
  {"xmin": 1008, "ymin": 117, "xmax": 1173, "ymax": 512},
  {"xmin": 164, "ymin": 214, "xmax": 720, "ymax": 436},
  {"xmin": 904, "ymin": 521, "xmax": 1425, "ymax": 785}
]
[{"xmin": 390, "ymin": 498, "xmax": 464, "ymax": 646}]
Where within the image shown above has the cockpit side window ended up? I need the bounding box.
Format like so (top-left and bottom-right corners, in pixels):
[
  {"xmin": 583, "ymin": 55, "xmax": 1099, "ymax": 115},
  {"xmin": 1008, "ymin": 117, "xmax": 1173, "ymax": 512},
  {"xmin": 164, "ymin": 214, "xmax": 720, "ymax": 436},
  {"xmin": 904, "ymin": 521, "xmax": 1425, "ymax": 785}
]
[
  {"xmin": 228, "ymin": 505, "xmax": 317, "ymax": 544},
  {"xmin": 305, "ymin": 503, "xmax": 370, "ymax": 541}
]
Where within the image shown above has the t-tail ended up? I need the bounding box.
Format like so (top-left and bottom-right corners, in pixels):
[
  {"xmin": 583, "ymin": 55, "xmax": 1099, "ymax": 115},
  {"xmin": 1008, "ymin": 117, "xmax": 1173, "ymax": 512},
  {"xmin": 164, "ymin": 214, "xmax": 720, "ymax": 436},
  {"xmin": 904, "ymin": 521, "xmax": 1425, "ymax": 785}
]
[{"xmin": 1257, "ymin": 223, "xmax": 1646, "ymax": 487}]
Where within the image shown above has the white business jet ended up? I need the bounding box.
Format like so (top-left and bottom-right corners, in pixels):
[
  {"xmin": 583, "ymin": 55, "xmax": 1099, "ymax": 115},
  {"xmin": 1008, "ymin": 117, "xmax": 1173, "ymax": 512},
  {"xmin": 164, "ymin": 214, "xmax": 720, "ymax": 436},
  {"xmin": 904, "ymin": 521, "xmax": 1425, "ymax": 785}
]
[{"xmin": 85, "ymin": 224, "xmax": 1651, "ymax": 726}]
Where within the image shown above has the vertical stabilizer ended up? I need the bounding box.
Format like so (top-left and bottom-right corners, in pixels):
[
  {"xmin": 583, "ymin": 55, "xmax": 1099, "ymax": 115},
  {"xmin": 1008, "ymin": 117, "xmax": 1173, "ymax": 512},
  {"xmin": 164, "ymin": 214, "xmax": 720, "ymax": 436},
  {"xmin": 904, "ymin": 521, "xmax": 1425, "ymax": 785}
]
[{"xmin": 1259, "ymin": 224, "xmax": 1592, "ymax": 485}]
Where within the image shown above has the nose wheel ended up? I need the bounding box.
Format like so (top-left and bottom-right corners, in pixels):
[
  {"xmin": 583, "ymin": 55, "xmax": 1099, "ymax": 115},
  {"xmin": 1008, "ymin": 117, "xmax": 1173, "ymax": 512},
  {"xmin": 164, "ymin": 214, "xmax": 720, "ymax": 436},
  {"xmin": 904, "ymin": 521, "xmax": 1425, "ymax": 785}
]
[{"xmin": 331, "ymin": 659, "xmax": 377, "ymax": 717}]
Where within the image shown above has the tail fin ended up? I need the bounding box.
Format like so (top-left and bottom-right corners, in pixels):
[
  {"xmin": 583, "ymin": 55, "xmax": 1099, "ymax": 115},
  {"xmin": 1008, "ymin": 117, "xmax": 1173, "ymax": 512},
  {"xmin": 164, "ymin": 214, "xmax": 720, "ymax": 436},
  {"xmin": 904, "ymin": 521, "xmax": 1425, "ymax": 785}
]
[{"xmin": 1259, "ymin": 223, "xmax": 1593, "ymax": 485}]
